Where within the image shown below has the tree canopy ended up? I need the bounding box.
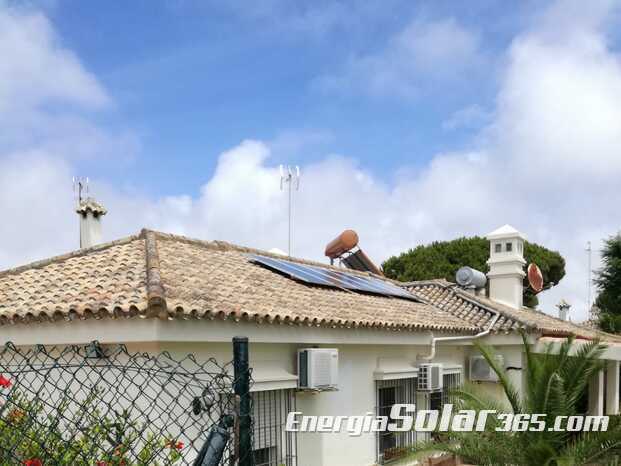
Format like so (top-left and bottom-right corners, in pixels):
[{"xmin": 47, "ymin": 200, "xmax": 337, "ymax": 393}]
[
  {"xmin": 595, "ymin": 233, "xmax": 621, "ymax": 333},
  {"xmin": 382, "ymin": 236, "xmax": 565, "ymax": 307}
]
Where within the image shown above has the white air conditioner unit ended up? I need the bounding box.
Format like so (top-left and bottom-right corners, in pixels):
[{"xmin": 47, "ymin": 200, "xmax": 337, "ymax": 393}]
[
  {"xmin": 469, "ymin": 355, "xmax": 504, "ymax": 382},
  {"xmin": 297, "ymin": 348, "xmax": 338, "ymax": 390},
  {"xmin": 418, "ymin": 363, "xmax": 443, "ymax": 391}
]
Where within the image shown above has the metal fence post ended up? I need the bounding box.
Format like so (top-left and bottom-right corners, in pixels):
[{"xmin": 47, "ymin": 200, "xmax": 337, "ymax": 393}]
[{"xmin": 233, "ymin": 337, "xmax": 252, "ymax": 466}]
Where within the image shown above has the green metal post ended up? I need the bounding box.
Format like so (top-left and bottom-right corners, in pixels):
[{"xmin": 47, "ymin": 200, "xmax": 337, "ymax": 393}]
[{"xmin": 233, "ymin": 337, "xmax": 252, "ymax": 466}]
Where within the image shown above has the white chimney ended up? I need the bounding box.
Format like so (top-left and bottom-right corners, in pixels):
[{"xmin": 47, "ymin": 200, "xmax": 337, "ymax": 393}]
[
  {"xmin": 486, "ymin": 225, "xmax": 526, "ymax": 309},
  {"xmin": 556, "ymin": 299, "xmax": 571, "ymax": 321},
  {"xmin": 76, "ymin": 198, "xmax": 107, "ymax": 248}
]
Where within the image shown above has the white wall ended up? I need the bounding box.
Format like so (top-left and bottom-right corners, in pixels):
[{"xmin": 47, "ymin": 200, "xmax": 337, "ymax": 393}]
[
  {"xmin": 160, "ymin": 341, "xmax": 468, "ymax": 466},
  {"xmin": 0, "ymin": 318, "xmax": 527, "ymax": 466},
  {"xmin": 465, "ymin": 344, "xmax": 525, "ymax": 409}
]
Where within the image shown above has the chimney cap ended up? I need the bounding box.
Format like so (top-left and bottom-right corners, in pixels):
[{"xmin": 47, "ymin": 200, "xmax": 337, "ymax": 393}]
[
  {"xmin": 556, "ymin": 299, "xmax": 571, "ymax": 310},
  {"xmin": 486, "ymin": 224, "xmax": 526, "ymax": 241},
  {"xmin": 76, "ymin": 197, "xmax": 107, "ymax": 216}
]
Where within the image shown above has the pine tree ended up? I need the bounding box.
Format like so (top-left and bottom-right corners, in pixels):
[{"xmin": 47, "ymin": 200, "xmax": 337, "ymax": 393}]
[{"xmin": 382, "ymin": 236, "xmax": 565, "ymax": 307}]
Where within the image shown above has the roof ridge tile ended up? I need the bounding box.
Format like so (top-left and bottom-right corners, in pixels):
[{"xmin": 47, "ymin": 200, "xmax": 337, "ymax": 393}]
[
  {"xmin": 144, "ymin": 230, "xmax": 167, "ymax": 318},
  {"xmin": 150, "ymin": 229, "xmax": 399, "ymax": 282}
]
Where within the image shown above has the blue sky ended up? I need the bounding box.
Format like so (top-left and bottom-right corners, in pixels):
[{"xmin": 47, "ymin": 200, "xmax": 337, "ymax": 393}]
[
  {"xmin": 2, "ymin": 0, "xmax": 621, "ymax": 320},
  {"xmin": 40, "ymin": 0, "xmax": 532, "ymax": 195}
]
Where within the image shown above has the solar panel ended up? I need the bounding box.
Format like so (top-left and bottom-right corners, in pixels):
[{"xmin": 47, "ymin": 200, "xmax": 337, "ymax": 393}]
[
  {"xmin": 248, "ymin": 254, "xmax": 417, "ymax": 300},
  {"xmin": 342, "ymin": 249, "xmax": 383, "ymax": 275}
]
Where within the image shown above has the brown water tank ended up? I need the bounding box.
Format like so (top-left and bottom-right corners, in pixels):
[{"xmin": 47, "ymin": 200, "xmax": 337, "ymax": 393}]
[{"xmin": 325, "ymin": 230, "xmax": 359, "ymax": 259}]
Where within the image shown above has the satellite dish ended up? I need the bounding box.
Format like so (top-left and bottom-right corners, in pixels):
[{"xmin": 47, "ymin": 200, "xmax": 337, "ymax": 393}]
[{"xmin": 527, "ymin": 263, "xmax": 543, "ymax": 293}]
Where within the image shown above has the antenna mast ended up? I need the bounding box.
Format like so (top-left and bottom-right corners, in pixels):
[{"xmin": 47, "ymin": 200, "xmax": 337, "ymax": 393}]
[
  {"xmin": 586, "ymin": 240, "xmax": 592, "ymax": 319},
  {"xmin": 73, "ymin": 176, "xmax": 89, "ymax": 205},
  {"xmin": 280, "ymin": 165, "xmax": 300, "ymax": 256}
]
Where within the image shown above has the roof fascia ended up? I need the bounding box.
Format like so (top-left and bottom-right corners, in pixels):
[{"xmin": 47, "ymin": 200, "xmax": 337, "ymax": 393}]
[{"xmin": 0, "ymin": 318, "xmax": 478, "ymax": 347}]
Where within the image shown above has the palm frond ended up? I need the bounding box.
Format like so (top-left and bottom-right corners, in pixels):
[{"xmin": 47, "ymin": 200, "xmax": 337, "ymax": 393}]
[
  {"xmin": 473, "ymin": 339, "xmax": 523, "ymax": 413},
  {"xmin": 409, "ymin": 334, "xmax": 614, "ymax": 466}
]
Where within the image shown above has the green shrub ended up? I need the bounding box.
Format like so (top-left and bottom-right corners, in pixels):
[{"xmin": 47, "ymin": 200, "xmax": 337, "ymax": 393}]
[{"xmin": 0, "ymin": 382, "xmax": 184, "ymax": 466}]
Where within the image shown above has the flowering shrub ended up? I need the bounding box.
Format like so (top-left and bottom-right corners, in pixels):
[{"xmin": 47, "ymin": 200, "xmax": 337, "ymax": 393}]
[
  {"xmin": 0, "ymin": 375, "xmax": 12, "ymax": 388},
  {"xmin": 0, "ymin": 377, "xmax": 184, "ymax": 466}
]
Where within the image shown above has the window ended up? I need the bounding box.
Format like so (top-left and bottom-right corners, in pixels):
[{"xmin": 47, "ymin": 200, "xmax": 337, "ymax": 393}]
[
  {"xmin": 254, "ymin": 447, "xmax": 277, "ymax": 466},
  {"xmin": 423, "ymin": 371, "xmax": 462, "ymax": 441},
  {"xmin": 506, "ymin": 242, "xmax": 513, "ymax": 252},
  {"xmin": 252, "ymin": 389, "xmax": 297, "ymax": 466},
  {"xmin": 376, "ymin": 378, "xmax": 417, "ymax": 464},
  {"xmin": 375, "ymin": 371, "xmax": 462, "ymax": 464},
  {"xmin": 442, "ymin": 372, "xmax": 462, "ymax": 404},
  {"xmin": 495, "ymin": 243, "xmax": 502, "ymax": 253},
  {"xmin": 378, "ymin": 386, "xmax": 397, "ymax": 453}
]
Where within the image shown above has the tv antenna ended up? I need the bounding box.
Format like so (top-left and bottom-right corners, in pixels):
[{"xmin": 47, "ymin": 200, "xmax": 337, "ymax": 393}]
[
  {"xmin": 73, "ymin": 176, "xmax": 89, "ymax": 204},
  {"xmin": 586, "ymin": 241, "xmax": 592, "ymax": 319},
  {"xmin": 280, "ymin": 165, "xmax": 300, "ymax": 256}
]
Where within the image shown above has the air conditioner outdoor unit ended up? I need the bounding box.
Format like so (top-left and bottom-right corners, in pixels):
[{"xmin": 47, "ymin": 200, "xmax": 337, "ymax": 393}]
[
  {"xmin": 297, "ymin": 348, "xmax": 338, "ymax": 390},
  {"xmin": 469, "ymin": 355, "xmax": 504, "ymax": 382},
  {"xmin": 418, "ymin": 363, "xmax": 443, "ymax": 391}
]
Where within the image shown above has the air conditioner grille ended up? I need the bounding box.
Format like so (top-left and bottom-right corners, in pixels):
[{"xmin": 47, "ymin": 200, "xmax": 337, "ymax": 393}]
[
  {"xmin": 469, "ymin": 355, "xmax": 503, "ymax": 382},
  {"xmin": 312, "ymin": 352, "xmax": 333, "ymax": 386},
  {"xmin": 297, "ymin": 348, "xmax": 338, "ymax": 390},
  {"xmin": 418, "ymin": 363, "xmax": 443, "ymax": 391}
]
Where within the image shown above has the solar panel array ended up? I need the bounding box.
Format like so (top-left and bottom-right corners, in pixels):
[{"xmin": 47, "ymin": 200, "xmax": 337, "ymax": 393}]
[{"xmin": 247, "ymin": 254, "xmax": 416, "ymax": 300}]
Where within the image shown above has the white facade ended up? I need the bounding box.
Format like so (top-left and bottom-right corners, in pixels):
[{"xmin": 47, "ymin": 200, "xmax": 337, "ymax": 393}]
[
  {"xmin": 2, "ymin": 223, "xmax": 620, "ymax": 465},
  {"xmin": 0, "ymin": 317, "xmax": 530, "ymax": 466}
]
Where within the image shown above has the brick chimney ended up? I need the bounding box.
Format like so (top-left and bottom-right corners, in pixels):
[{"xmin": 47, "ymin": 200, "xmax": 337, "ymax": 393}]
[
  {"xmin": 76, "ymin": 198, "xmax": 107, "ymax": 248},
  {"xmin": 486, "ymin": 225, "xmax": 526, "ymax": 309}
]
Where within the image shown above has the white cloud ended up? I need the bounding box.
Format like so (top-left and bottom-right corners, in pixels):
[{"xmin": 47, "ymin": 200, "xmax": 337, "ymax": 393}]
[
  {"xmin": 317, "ymin": 17, "xmax": 483, "ymax": 98},
  {"xmin": 0, "ymin": 6, "xmax": 109, "ymax": 114},
  {"xmin": 443, "ymin": 104, "xmax": 492, "ymax": 131},
  {"xmin": 0, "ymin": 6, "xmax": 137, "ymax": 161},
  {"xmin": 2, "ymin": 0, "xmax": 621, "ymax": 325},
  {"xmin": 0, "ymin": 151, "xmax": 76, "ymax": 267},
  {"xmin": 0, "ymin": 5, "xmax": 130, "ymax": 267}
]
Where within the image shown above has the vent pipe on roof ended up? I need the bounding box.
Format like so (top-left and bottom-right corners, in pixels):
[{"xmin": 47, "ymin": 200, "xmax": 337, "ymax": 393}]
[{"xmin": 74, "ymin": 177, "xmax": 107, "ymax": 249}]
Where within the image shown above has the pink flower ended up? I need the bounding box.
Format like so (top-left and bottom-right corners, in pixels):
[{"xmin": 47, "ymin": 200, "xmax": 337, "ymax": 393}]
[{"xmin": 0, "ymin": 375, "xmax": 11, "ymax": 388}]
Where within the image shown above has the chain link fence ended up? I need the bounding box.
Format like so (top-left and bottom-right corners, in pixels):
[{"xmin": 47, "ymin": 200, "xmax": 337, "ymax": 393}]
[{"xmin": 0, "ymin": 339, "xmax": 253, "ymax": 466}]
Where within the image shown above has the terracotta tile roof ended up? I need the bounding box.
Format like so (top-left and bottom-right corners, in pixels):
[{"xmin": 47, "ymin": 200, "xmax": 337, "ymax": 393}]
[
  {"xmin": 0, "ymin": 236, "xmax": 146, "ymax": 324},
  {"xmin": 405, "ymin": 280, "xmax": 621, "ymax": 343},
  {"xmin": 0, "ymin": 230, "xmax": 477, "ymax": 333}
]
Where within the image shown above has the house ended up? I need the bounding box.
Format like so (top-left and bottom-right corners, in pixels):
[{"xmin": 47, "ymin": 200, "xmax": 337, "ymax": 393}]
[{"xmin": 1, "ymin": 205, "xmax": 620, "ymax": 466}]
